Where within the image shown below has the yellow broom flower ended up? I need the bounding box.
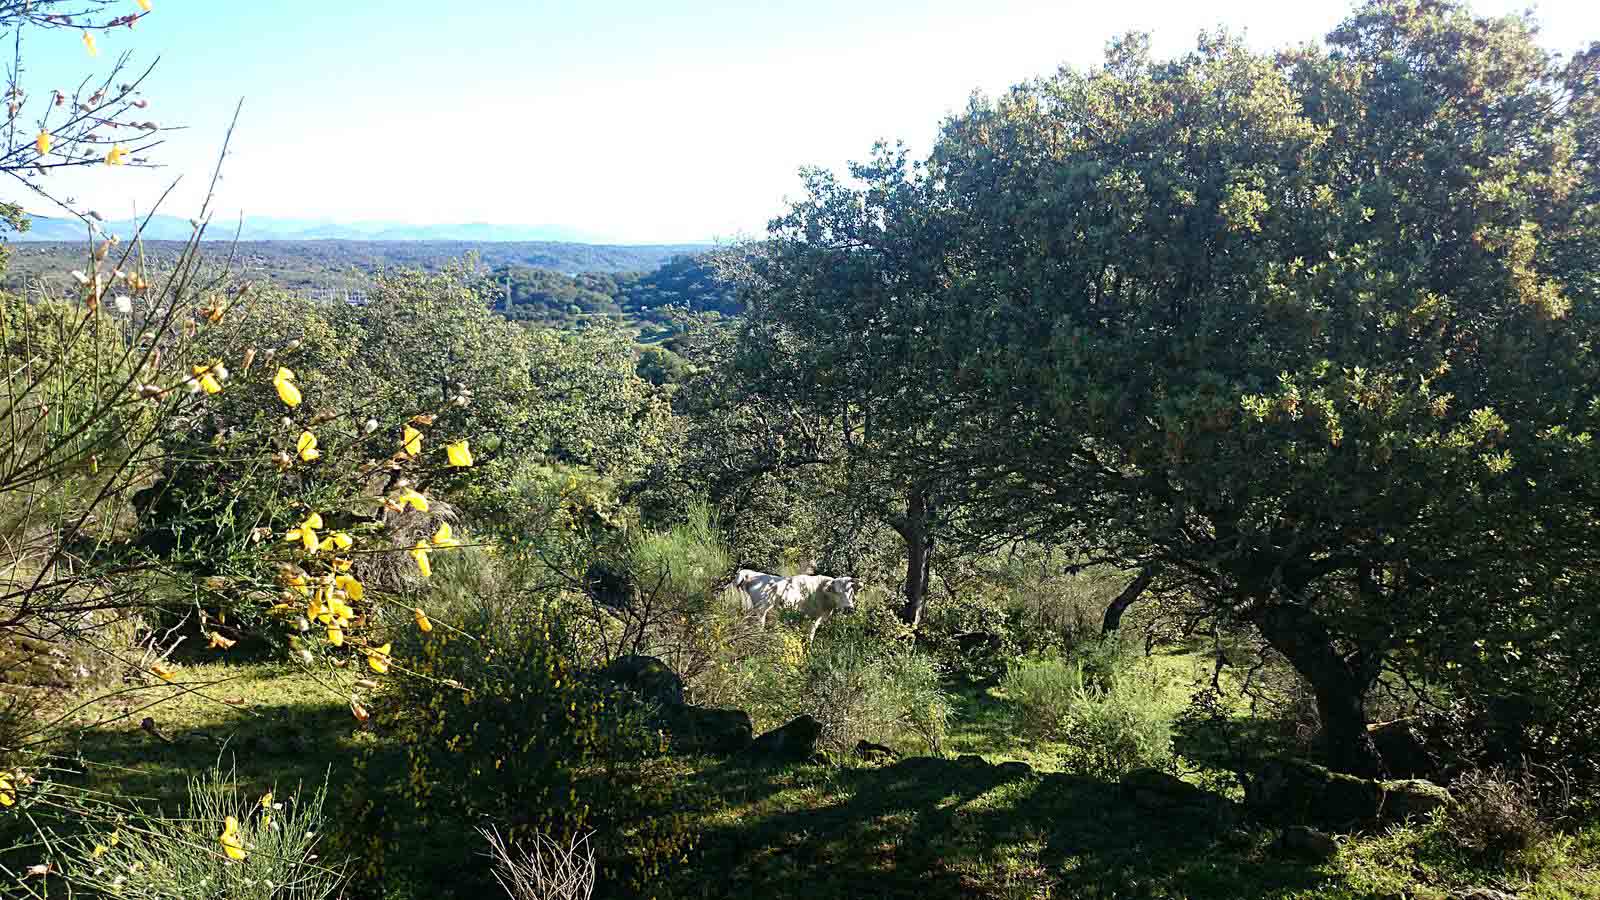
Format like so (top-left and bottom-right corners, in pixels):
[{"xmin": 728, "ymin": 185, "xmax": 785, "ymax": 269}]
[
  {"xmin": 296, "ymin": 431, "xmax": 321, "ymax": 462},
  {"xmin": 414, "ymin": 608, "xmax": 433, "ymax": 632},
  {"xmin": 105, "ymin": 144, "xmax": 128, "ymax": 166},
  {"xmin": 317, "ymin": 531, "xmax": 353, "ymax": 553},
  {"xmin": 191, "ymin": 364, "xmax": 223, "ymax": 395},
  {"xmin": 445, "ymin": 440, "xmax": 473, "ymax": 467},
  {"xmin": 285, "ymin": 513, "xmax": 321, "ymax": 552},
  {"xmin": 151, "ymin": 661, "xmax": 176, "ymax": 682},
  {"xmin": 327, "ymin": 625, "xmax": 344, "ymax": 646},
  {"xmin": 401, "ymin": 425, "xmax": 422, "ymax": 457},
  {"xmin": 0, "ymin": 773, "xmax": 15, "ymax": 807},
  {"xmin": 411, "ymin": 541, "xmax": 432, "ymax": 577},
  {"xmin": 219, "ymin": 816, "xmax": 246, "ymax": 860},
  {"xmin": 83, "ymin": 32, "xmax": 98, "ymax": 57},
  {"xmin": 431, "ymin": 522, "xmax": 461, "ymax": 549},
  {"xmin": 35, "ymin": 131, "xmax": 50, "ymax": 156},
  {"xmin": 335, "ymin": 573, "xmax": 364, "ymax": 602},
  {"xmin": 137, "ymin": 0, "xmax": 153, "ymax": 11},
  {"xmin": 207, "ymin": 631, "xmax": 236, "ymax": 650},
  {"xmin": 367, "ymin": 642, "xmax": 391, "ymax": 674},
  {"xmin": 273, "ymin": 367, "xmax": 302, "ymax": 407},
  {"xmin": 395, "ymin": 488, "xmax": 429, "ymax": 512}
]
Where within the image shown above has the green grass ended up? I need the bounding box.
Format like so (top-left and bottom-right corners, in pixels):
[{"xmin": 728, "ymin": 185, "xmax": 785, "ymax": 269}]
[{"xmin": 28, "ymin": 658, "xmax": 1600, "ymax": 900}]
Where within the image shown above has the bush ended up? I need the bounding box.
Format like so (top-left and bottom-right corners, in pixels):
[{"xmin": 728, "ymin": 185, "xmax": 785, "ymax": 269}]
[
  {"xmin": 340, "ymin": 557, "xmax": 691, "ymax": 899},
  {"xmin": 1448, "ymin": 768, "xmax": 1548, "ymax": 863},
  {"xmin": 741, "ymin": 609, "xmax": 951, "ymax": 756},
  {"xmin": 1001, "ymin": 652, "xmax": 1175, "ymax": 779}
]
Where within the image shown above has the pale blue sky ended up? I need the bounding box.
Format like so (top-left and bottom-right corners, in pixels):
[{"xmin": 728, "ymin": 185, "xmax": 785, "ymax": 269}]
[{"xmin": 10, "ymin": 0, "xmax": 1598, "ymax": 243}]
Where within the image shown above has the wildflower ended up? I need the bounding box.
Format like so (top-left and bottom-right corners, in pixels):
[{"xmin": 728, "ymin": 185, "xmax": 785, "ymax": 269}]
[
  {"xmin": 191, "ymin": 363, "xmax": 224, "ymax": 395},
  {"xmin": 106, "ymin": 144, "xmax": 128, "ymax": 165},
  {"xmin": 394, "ymin": 488, "xmax": 429, "ymax": 512},
  {"xmin": 151, "ymin": 661, "xmax": 176, "ymax": 682},
  {"xmin": 317, "ymin": 531, "xmax": 353, "ymax": 553},
  {"xmin": 83, "ymin": 32, "xmax": 98, "ymax": 56},
  {"xmin": 414, "ymin": 608, "xmax": 433, "ymax": 633},
  {"xmin": 445, "ymin": 440, "xmax": 474, "ymax": 467},
  {"xmin": 284, "ymin": 512, "xmax": 322, "ymax": 552},
  {"xmin": 35, "ymin": 131, "xmax": 50, "ymax": 155},
  {"xmin": 334, "ymin": 573, "xmax": 364, "ymax": 602},
  {"xmin": 113, "ymin": 294, "xmax": 133, "ymax": 314},
  {"xmin": 401, "ymin": 425, "xmax": 422, "ymax": 457},
  {"xmin": 272, "ymin": 450, "xmax": 294, "ymax": 471},
  {"xmin": 327, "ymin": 625, "xmax": 344, "ymax": 646},
  {"xmin": 367, "ymin": 642, "xmax": 391, "ymax": 674},
  {"xmin": 138, "ymin": 0, "xmax": 153, "ymax": 12},
  {"xmin": 431, "ymin": 522, "xmax": 461, "ymax": 549},
  {"xmin": 297, "ymin": 431, "xmax": 321, "ymax": 462},
  {"xmin": 207, "ymin": 631, "xmax": 236, "ymax": 650},
  {"xmin": 92, "ymin": 842, "xmax": 109, "ymax": 858},
  {"xmin": 411, "ymin": 540, "xmax": 432, "ymax": 577},
  {"xmin": 0, "ymin": 773, "xmax": 14, "ymax": 807},
  {"xmin": 273, "ymin": 367, "xmax": 302, "ymax": 407},
  {"xmin": 259, "ymin": 792, "xmax": 273, "ymax": 809},
  {"xmin": 219, "ymin": 816, "xmax": 246, "ymax": 861},
  {"xmin": 363, "ymin": 418, "xmax": 379, "ymax": 434}
]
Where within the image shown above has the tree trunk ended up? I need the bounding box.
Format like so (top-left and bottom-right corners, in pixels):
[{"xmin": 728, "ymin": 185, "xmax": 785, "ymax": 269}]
[
  {"xmin": 897, "ymin": 488, "xmax": 935, "ymax": 629},
  {"xmin": 1253, "ymin": 601, "xmax": 1383, "ymax": 777},
  {"xmin": 1101, "ymin": 565, "xmax": 1159, "ymax": 634}
]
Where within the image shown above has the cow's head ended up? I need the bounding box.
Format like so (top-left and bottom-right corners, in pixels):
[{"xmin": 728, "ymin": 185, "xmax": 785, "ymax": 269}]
[{"xmin": 828, "ymin": 577, "xmax": 860, "ymax": 612}]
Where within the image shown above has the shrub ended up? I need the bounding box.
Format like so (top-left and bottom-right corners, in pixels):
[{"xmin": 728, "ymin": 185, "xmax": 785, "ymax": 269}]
[
  {"xmin": 62, "ymin": 765, "xmax": 340, "ymax": 900},
  {"xmin": 1002, "ymin": 653, "xmax": 1175, "ymax": 779},
  {"xmin": 341, "ymin": 571, "xmax": 691, "ymax": 899},
  {"xmin": 1448, "ymin": 768, "xmax": 1548, "ymax": 863},
  {"xmin": 741, "ymin": 608, "xmax": 951, "ymax": 756}
]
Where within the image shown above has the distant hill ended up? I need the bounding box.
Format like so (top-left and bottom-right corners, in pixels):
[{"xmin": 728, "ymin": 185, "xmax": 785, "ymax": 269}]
[
  {"xmin": 0, "ymin": 240, "xmax": 714, "ymax": 295},
  {"xmin": 8, "ymin": 213, "xmax": 678, "ymax": 245}
]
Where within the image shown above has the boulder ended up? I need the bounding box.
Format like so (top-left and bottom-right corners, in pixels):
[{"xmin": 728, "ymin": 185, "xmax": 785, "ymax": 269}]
[
  {"xmin": 995, "ymin": 761, "xmax": 1035, "ymax": 779},
  {"xmin": 855, "ymin": 740, "xmax": 899, "ymax": 761},
  {"xmin": 662, "ymin": 705, "xmax": 753, "ymax": 755},
  {"xmin": 599, "ymin": 655, "xmax": 684, "ymax": 707},
  {"xmin": 956, "ymin": 753, "xmax": 988, "ymax": 766},
  {"xmin": 1279, "ymin": 825, "xmax": 1339, "ymax": 862},
  {"xmin": 1246, "ymin": 757, "xmax": 1451, "ymax": 830},
  {"xmin": 749, "ymin": 715, "xmax": 823, "ymax": 762},
  {"xmin": 1122, "ymin": 767, "xmax": 1228, "ymax": 813}
]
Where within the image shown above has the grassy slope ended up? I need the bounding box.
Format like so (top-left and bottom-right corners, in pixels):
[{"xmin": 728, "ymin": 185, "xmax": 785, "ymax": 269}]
[{"xmin": 41, "ymin": 660, "xmax": 1600, "ymax": 900}]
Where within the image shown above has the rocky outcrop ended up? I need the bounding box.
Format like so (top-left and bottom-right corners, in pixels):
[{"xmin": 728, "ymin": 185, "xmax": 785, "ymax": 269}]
[
  {"xmin": 1121, "ymin": 767, "xmax": 1227, "ymax": 813},
  {"xmin": 1278, "ymin": 825, "xmax": 1339, "ymax": 861},
  {"xmin": 1246, "ymin": 757, "xmax": 1451, "ymax": 830},
  {"xmin": 662, "ymin": 704, "xmax": 753, "ymax": 755}
]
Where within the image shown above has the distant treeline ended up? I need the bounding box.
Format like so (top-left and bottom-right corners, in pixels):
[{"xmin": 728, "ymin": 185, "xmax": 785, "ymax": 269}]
[
  {"xmin": 0, "ymin": 239, "xmax": 710, "ymax": 294},
  {"xmin": 488, "ymin": 255, "xmax": 740, "ymax": 328}
]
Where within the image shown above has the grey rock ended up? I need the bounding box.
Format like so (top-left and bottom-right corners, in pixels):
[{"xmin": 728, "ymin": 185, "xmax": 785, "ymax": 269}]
[
  {"xmin": 1280, "ymin": 825, "xmax": 1339, "ymax": 861},
  {"xmin": 995, "ymin": 761, "xmax": 1035, "ymax": 778},
  {"xmin": 749, "ymin": 715, "xmax": 823, "ymax": 762},
  {"xmin": 1247, "ymin": 756, "xmax": 1451, "ymax": 830},
  {"xmin": 599, "ymin": 655, "xmax": 684, "ymax": 707},
  {"xmin": 662, "ymin": 705, "xmax": 753, "ymax": 755}
]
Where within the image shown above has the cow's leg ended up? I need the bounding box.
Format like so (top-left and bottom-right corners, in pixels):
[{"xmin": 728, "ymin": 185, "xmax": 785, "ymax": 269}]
[{"xmin": 806, "ymin": 613, "xmax": 826, "ymax": 646}]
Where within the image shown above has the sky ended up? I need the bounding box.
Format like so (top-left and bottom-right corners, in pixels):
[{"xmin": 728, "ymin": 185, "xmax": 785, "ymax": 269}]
[{"xmin": 8, "ymin": 0, "xmax": 1599, "ymax": 244}]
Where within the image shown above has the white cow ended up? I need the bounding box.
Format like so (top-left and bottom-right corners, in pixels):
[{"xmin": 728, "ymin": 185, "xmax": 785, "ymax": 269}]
[{"xmin": 728, "ymin": 568, "xmax": 860, "ymax": 644}]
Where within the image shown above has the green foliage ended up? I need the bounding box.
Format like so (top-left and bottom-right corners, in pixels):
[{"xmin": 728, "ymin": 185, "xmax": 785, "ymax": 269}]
[
  {"xmin": 741, "ymin": 602, "xmax": 950, "ymax": 756},
  {"xmin": 1001, "ymin": 651, "xmax": 1175, "ymax": 779},
  {"xmin": 62, "ymin": 765, "xmax": 341, "ymax": 900},
  {"xmin": 751, "ymin": 0, "xmax": 1600, "ymax": 776},
  {"xmin": 342, "ymin": 563, "xmax": 691, "ymax": 898}
]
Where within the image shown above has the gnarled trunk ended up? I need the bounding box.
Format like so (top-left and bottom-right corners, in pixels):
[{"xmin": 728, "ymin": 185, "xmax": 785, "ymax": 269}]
[
  {"xmin": 1253, "ymin": 601, "xmax": 1383, "ymax": 777},
  {"xmin": 1101, "ymin": 565, "xmax": 1159, "ymax": 634}
]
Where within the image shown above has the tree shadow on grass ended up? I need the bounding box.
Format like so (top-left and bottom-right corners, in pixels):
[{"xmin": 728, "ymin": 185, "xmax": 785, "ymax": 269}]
[{"xmin": 667, "ymin": 757, "xmax": 1332, "ymax": 900}]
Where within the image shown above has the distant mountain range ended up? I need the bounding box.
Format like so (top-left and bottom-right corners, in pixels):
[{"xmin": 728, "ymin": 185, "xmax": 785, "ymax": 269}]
[{"xmin": 8, "ymin": 213, "xmax": 685, "ymax": 245}]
